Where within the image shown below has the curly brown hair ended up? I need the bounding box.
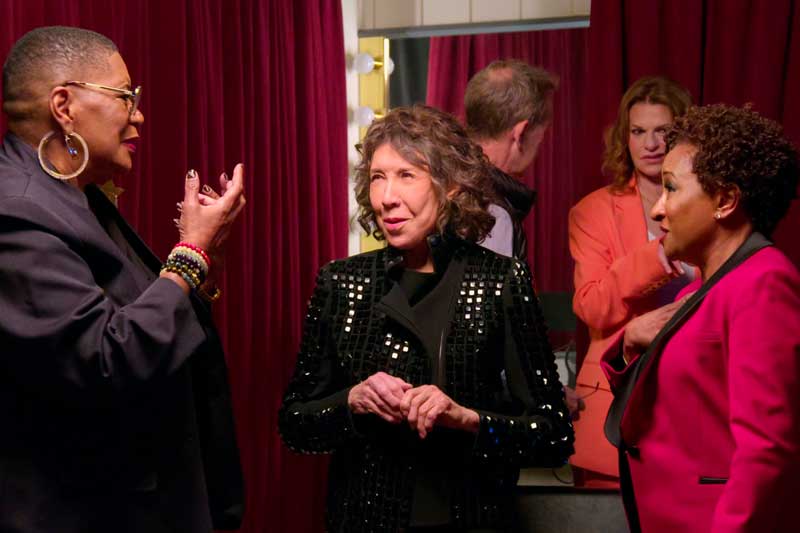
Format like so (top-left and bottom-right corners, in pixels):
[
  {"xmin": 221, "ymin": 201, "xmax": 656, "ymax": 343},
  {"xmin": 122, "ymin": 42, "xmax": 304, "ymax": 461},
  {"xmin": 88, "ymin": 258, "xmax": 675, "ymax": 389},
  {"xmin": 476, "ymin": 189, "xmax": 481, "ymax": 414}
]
[
  {"xmin": 355, "ymin": 105, "xmax": 495, "ymax": 243},
  {"xmin": 666, "ymin": 104, "xmax": 799, "ymax": 237},
  {"xmin": 603, "ymin": 76, "xmax": 693, "ymax": 191}
]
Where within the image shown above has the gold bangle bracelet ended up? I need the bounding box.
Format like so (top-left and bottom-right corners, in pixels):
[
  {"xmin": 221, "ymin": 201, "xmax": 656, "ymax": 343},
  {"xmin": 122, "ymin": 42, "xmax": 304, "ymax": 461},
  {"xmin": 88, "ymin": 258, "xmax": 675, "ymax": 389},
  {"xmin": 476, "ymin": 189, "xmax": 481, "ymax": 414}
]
[{"xmin": 197, "ymin": 283, "xmax": 221, "ymax": 303}]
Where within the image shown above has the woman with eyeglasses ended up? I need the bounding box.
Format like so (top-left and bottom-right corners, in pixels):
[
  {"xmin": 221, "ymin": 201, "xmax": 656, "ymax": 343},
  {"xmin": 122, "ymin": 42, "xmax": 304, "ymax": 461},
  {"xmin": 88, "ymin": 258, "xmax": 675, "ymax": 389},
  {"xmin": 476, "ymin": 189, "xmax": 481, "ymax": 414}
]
[{"xmin": 0, "ymin": 26, "xmax": 245, "ymax": 532}]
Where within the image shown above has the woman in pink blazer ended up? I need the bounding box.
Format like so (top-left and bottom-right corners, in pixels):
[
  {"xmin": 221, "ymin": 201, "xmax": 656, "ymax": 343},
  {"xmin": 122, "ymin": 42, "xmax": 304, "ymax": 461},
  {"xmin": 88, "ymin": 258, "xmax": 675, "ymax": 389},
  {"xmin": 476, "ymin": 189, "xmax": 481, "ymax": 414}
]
[
  {"xmin": 569, "ymin": 77, "xmax": 693, "ymax": 485},
  {"xmin": 603, "ymin": 104, "xmax": 800, "ymax": 532}
]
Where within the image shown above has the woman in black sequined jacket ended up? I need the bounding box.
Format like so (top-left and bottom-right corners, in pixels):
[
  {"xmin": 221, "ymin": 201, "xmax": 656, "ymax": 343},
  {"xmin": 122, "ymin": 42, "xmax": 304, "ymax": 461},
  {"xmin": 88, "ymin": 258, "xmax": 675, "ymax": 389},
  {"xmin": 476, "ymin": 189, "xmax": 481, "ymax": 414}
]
[{"xmin": 279, "ymin": 105, "xmax": 574, "ymax": 532}]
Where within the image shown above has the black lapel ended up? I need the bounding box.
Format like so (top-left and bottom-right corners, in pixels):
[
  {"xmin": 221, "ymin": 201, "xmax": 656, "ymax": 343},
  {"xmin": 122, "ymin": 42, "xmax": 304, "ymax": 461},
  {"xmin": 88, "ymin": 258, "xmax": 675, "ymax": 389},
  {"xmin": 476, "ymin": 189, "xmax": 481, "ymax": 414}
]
[
  {"xmin": 375, "ymin": 282, "xmax": 425, "ymax": 341},
  {"xmin": 374, "ymin": 237, "xmax": 467, "ymax": 357},
  {"xmin": 84, "ymin": 184, "xmax": 164, "ymax": 275},
  {"xmin": 605, "ymin": 232, "xmax": 773, "ymax": 449}
]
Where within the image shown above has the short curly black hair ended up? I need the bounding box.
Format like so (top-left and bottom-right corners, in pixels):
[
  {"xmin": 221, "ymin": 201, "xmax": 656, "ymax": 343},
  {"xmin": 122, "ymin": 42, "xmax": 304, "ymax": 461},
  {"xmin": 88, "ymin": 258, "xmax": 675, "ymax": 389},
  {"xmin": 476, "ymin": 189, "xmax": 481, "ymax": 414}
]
[{"xmin": 666, "ymin": 104, "xmax": 799, "ymax": 237}]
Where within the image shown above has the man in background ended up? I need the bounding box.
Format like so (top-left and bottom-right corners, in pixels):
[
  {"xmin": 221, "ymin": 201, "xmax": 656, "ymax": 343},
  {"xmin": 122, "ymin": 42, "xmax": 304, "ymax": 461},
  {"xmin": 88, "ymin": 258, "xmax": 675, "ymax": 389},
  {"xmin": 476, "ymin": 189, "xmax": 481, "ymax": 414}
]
[
  {"xmin": 465, "ymin": 60, "xmax": 583, "ymax": 419},
  {"xmin": 464, "ymin": 59, "xmax": 555, "ymax": 260}
]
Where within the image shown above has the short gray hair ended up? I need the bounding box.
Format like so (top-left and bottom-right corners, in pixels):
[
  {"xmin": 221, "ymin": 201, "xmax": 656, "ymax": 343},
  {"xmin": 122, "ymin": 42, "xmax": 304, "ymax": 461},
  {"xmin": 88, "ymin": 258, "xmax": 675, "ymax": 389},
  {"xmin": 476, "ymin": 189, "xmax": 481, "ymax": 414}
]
[
  {"xmin": 464, "ymin": 59, "xmax": 557, "ymax": 140},
  {"xmin": 3, "ymin": 26, "xmax": 118, "ymax": 117}
]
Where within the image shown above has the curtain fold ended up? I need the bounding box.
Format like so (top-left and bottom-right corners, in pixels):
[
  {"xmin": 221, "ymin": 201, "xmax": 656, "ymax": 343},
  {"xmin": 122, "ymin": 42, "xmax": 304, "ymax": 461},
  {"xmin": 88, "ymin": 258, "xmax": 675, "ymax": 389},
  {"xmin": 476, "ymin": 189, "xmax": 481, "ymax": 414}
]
[{"xmin": 1, "ymin": 2, "xmax": 348, "ymax": 532}]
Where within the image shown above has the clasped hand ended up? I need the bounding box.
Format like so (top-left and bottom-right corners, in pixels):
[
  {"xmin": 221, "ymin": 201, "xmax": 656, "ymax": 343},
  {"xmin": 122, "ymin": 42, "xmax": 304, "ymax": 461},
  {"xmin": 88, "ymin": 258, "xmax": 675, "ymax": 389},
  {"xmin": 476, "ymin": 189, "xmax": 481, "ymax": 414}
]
[{"xmin": 347, "ymin": 372, "xmax": 479, "ymax": 439}]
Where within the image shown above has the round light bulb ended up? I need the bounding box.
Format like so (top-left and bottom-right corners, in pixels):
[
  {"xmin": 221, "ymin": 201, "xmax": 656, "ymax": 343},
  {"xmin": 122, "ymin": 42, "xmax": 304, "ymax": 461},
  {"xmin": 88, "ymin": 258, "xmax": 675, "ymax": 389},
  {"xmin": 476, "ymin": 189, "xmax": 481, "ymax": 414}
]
[
  {"xmin": 353, "ymin": 52, "xmax": 376, "ymax": 74},
  {"xmin": 355, "ymin": 106, "xmax": 376, "ymax": 127},
  {"xmin": 384, "ymin": 56, "xmax": 395, "ymax": 76}
]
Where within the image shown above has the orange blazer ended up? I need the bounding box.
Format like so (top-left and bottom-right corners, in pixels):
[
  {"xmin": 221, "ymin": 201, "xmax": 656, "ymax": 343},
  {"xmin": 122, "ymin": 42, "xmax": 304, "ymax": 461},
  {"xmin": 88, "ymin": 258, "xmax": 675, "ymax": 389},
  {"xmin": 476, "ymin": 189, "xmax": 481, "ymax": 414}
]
[{"xmin": 567, "ymin": 178, "xmax": 674, "ymax": 478}]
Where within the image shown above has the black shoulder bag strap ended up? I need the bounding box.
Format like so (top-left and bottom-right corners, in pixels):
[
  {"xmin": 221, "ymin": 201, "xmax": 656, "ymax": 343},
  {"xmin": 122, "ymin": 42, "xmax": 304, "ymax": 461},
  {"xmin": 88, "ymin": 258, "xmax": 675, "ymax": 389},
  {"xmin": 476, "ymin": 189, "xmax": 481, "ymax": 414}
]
[{"xmin": 605, "ymin": 232, "xmax": 772, "ymax": 449}]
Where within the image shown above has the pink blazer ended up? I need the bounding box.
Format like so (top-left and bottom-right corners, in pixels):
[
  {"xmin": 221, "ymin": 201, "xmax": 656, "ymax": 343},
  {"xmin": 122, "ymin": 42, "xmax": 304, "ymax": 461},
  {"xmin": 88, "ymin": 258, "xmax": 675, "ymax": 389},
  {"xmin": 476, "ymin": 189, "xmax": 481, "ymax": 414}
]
[
  {"xmin": 601, "ymin": 247, "xmax": 800, "ymax": 532},
  {"xmin": 568, "ymin": 179, "xmax": 674, "ymax": 477}
]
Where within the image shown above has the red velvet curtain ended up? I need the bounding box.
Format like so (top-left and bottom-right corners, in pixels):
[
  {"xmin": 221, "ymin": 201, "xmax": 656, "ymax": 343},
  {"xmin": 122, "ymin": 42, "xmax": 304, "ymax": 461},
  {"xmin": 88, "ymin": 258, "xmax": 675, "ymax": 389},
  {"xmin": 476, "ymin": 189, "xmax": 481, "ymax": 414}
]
[
  {"xmin": 581, "ymin": 0, "xmax": 800, "ymax": 264},
  {"xmin": 427, "ymin": 30, "xmax": 590, "ymax": 292},
  {"xmin": 0, "ymin": 2, "xmax": 347, "ymax": 532},
  {"xmin": 427, "ymin": 0, "xmax": 800, "ymax": 285}
]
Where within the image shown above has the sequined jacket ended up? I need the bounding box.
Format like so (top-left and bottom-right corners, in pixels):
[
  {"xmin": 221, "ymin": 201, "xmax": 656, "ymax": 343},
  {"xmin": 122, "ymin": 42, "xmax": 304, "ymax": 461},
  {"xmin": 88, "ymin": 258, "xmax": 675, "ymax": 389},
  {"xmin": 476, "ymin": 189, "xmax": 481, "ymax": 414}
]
[{"xmin": 279, "ymin": 237, "xmax": 574, "ymax": 532}]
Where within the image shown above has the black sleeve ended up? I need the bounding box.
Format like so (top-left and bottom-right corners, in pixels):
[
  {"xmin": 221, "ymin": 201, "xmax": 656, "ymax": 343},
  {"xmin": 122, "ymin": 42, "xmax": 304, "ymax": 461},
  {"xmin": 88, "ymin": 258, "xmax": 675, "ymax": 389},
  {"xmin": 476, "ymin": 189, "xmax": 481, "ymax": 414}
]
[
  {"xmin": 471, "ymin": 259, "xmax": 575, "ymax": 468},
  {"xmin": 277, "ymin": 262, "xmax": 361, "ymax": 454},
  {"xmin": 0, "ymin": 197, "xmax": 205, "ymax": 403}
]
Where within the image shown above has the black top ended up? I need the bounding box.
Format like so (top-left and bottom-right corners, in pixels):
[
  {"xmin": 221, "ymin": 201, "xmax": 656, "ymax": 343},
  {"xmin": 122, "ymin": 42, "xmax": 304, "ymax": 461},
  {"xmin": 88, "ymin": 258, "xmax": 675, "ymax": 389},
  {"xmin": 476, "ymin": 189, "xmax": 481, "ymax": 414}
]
[{"xmin": 398, "ymin": 267, "xmax": 453, "ymax": 526}]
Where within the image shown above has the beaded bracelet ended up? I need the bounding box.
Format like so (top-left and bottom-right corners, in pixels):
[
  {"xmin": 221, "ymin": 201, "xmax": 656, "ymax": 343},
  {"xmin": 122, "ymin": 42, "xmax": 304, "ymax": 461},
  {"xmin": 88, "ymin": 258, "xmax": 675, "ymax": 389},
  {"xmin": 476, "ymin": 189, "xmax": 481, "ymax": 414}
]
[
  {"xmin": 161, "ymin": 242, "xmax": 210, "ymax": 290},
  {"xmin": 171, "ymin": 252, "xmax": 207, "ymax": 277},
  {"xmin": 161, "ymin": 261, "xmax": 203, "ymax": 289},
  {"xmin": 172, "ymin": 246, "xmax": 208, "ymax": 273},
  {"xmin": 176, "ymin": 241, "xmax": 211, "ymax": 269},
  {"xmin": 173, "ymin": 247, "xmax": 209, "ymax": 275}
]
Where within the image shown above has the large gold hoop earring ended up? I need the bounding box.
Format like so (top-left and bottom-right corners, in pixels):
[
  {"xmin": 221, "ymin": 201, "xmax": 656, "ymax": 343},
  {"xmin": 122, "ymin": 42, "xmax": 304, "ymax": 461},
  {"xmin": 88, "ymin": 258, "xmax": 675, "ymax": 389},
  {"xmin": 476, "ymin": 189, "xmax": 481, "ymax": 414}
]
[{"xmin": 37, "ymin": 131, "xmax": 89, "ymax": 180}]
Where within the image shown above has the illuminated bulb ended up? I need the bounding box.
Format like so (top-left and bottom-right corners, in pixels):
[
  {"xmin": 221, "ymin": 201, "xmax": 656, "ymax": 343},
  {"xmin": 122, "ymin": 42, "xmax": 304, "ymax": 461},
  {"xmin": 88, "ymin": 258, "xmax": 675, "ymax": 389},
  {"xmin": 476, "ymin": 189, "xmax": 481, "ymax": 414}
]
[
  {"xmin": 353, "ymin": 53, "xmax": 394, "ymax": 76},
  {"xmin": 355, "ymin": 106, "xmax": 376, "ymax": 126},
  {"xmin": 354, "ymin": 52, "xmax": 376, "ymax": 74}
]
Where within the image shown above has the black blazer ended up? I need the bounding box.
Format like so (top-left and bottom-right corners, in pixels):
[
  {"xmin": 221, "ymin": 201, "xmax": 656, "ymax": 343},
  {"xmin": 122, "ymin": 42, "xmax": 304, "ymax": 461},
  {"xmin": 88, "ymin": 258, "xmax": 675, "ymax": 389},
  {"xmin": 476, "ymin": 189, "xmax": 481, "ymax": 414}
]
[
  {"xmin": 0, "ymin": 134, "xmax": 243, "ymax": 533},
  {"xmin": 279, "ymin": 237, "xmax": 574, "ymax": 532}
]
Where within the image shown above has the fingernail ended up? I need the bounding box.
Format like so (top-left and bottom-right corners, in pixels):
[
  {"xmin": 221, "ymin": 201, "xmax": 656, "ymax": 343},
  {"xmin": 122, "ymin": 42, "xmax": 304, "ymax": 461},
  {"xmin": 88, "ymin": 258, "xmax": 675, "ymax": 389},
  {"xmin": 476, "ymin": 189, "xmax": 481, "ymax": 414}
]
[
  {"xmin": 187, "ymin": 169, "xmax": 198, "ymax": 180},
  {"xmin": 202, "ymin": 184, "xmax": 212, "ymax": 193},
  {"xmin": 223, "ymin": 172, "xmax": 229, "ymax": 181}
]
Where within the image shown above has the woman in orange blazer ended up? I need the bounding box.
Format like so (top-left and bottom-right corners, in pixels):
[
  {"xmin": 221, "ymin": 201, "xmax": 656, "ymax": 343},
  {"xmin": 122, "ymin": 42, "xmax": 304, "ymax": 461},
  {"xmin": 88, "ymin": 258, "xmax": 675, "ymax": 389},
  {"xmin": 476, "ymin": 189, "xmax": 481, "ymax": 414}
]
[{"xmin": 568, "ymin": 77, "xmax": 693, "ymax": 486}]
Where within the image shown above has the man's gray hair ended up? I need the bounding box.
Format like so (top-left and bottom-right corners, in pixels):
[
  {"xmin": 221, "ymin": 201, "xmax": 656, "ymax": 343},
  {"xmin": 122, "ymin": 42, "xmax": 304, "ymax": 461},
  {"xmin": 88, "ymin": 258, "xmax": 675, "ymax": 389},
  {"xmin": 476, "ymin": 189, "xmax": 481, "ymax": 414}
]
[{"xmin": 464, "ymin": 59, "xmax": 557, "ymax": 140}]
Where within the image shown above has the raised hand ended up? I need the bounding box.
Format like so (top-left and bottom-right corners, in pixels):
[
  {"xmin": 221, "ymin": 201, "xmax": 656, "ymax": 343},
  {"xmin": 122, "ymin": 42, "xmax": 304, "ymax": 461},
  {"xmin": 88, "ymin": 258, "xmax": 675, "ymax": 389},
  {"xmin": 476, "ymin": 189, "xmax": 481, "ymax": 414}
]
[
  {"xmin": 179, "ymin": 165, "xmax": 246, "ymax": 277},
  {"xmin": 348, "ymin": 372, "xmax": 413, "ymax": 424}
]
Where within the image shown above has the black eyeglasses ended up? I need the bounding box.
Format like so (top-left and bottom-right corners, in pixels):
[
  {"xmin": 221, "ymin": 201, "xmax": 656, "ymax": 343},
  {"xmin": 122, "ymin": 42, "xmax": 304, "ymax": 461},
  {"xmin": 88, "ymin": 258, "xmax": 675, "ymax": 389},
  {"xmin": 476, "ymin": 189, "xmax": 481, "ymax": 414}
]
[{"xmin": 65, "ymin": 81, "xmax": 142, "ymax": 117}]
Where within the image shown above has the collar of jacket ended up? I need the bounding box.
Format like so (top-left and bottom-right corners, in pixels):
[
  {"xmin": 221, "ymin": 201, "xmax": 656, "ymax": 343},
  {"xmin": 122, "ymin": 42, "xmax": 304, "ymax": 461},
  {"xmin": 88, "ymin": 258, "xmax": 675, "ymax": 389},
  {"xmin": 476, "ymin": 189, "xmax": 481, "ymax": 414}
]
[
  {"xmin": 377, "ymin": 233, "xmax": 467, "ymax": 359},
  {"xmin": 2, "ymin": 132, "xmax": 91, "ymax": 212},
  {"xmin": 489, "ymin": 166, "xmax": 536, "ymax": 221},
  {"xmin": 383, "ymin": 232, "xmax": 459, "ymax": 277}
]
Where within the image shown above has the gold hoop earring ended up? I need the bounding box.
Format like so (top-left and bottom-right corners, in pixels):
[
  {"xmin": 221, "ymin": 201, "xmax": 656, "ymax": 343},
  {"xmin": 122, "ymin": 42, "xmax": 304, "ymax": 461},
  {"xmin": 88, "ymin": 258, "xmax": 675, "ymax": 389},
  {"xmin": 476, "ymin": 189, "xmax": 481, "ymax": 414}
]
[{"xmin": 37, "ymin": 131, "xmax": 89, "ymax": 180}]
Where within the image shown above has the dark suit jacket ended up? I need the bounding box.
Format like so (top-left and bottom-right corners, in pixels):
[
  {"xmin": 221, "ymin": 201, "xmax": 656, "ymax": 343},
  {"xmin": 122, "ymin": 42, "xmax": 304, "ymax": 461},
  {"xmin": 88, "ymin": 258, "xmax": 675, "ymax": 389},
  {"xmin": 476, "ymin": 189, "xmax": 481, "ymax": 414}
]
[{"xmin": 0, "ymin": 133, "xmax": 243, "ymax": 533}]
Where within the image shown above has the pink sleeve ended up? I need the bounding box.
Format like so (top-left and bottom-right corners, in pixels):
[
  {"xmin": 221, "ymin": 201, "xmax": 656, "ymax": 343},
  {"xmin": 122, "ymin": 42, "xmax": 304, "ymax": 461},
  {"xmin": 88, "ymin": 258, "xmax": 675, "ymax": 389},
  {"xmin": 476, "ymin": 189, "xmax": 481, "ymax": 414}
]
[
  {"xmin": 598, "ymin": 329, "xmax": 635, "ymax": 391},
  {"xmin": 711, "ymin": 267, "xmax": 800, "ymax": 532},
  {"xmin": 569, "ymin": 202, "xmax": 671, "ymax": 333}
]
